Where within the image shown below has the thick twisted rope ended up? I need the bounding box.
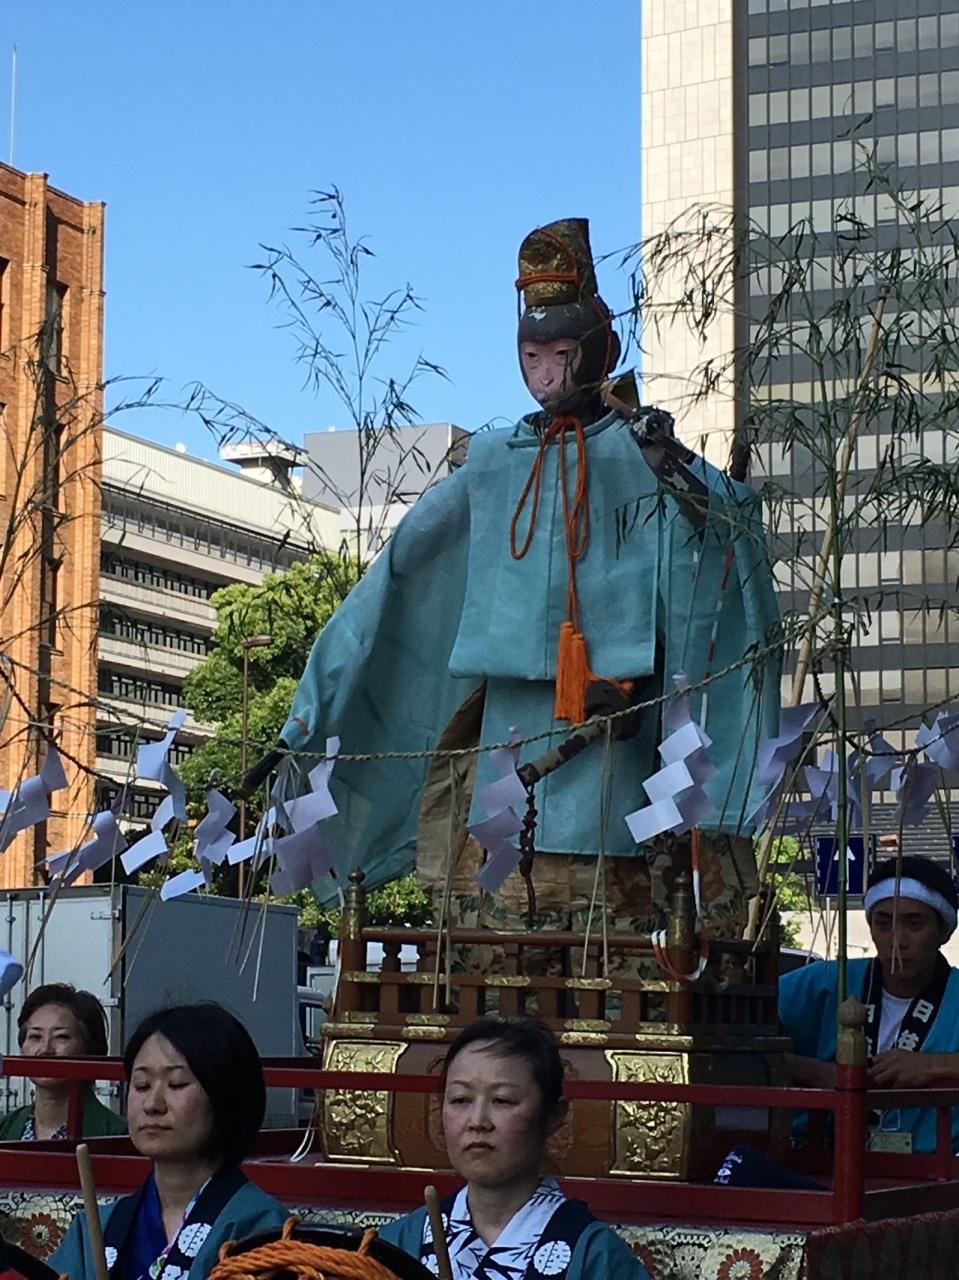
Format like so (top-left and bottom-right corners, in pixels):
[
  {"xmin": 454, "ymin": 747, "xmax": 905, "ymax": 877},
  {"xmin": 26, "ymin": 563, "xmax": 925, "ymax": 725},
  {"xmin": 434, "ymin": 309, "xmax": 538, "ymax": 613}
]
[{"xmin": 210, "ymin": 1219, "xmax": 399, "ymax": 1280}]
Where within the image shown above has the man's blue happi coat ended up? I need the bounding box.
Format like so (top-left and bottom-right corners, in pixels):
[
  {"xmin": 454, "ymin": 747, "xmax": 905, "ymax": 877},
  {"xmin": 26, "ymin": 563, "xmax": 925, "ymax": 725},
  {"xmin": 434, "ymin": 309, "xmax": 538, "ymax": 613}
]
[
  {"xmin": 282, "ymin": 409, "xmax": 781, "ymax": 903},
  {"xmin": 780, "ymin": 957, "xmax": 959, "ymax": 1153}
]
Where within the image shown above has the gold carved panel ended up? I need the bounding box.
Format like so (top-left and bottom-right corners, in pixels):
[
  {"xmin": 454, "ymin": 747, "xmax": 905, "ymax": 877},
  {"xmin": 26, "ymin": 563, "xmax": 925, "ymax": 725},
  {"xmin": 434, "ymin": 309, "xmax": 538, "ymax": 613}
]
[
  {"xmin": 322, "ymin": 1039, "xmax": 406, "ymax": 1164},
  {"xmin": 605, "ymin": 1050, "xmax": 690, "ymax": 1180}
]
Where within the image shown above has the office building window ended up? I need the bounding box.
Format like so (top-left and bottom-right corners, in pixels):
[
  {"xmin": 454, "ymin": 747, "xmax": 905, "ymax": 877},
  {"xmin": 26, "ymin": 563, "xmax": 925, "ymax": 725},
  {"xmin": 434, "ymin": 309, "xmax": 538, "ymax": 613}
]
[
  {"xmin": 45, "ymin": 281, "xmax": 66, "ymax": 374},
  {"xmin": 832, "ymin": 27, "xmax": 851, "ymax": 61},
  {"xmin": 853, "ymin": 82, "xmax": 872, "ymax": 114},
  {"xmin": 811, "ymin": 30, "xmax": 831, "ymax": 62},
  {"xmin": 920, "ymin": 131, "xmax": 940, "ymax": 166},
  {"xmin": 920, "ymin": 74, "xmax": 939, "ymax": 109},
  {"xmin": 875, "ymin": 79, "xmax": 895, "ymax": 110},
  {"xmin": 897, "ymin": 19, "xmax": 917, "ymax": 53},
  {"xmin": 854, "ymin": 25, "xmax": 872, "ymax": 59},
  {"xmin": 899, "ymin": 77, "xmax": 918, "ymax": 111},
  {"xmin": 811, "ymin": 86, "xmax": 832, "ymax": 118},
  {"xmin": 98, "ymin": 668, "xmax": 185, "ymax": 709},
  {"xmin": 0, "ymin": 258, "xmax": 8, "ymax": 350},
  {"xmin": 900, "ymin": 134, "xmax": 919, "ymax": 167},
  {"xmin": 918, "ymin": 16, "xmax": 939, "ymax": 50}
]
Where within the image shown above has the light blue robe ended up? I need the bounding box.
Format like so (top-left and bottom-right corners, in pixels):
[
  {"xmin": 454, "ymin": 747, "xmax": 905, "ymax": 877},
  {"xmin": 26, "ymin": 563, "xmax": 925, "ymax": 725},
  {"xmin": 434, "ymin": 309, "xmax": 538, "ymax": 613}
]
[
  {"xmin": 283, "ymin": 409, "xmax": 781, "ymax": 904},
  {"xmin": 49, "ymin": 1178, "xmax": 289, "ymax": 1280},
  {"xmin": 779, "ymin": 957, "xmax": 959, "ymax": 1153},
  {"xmin": 379, "ymin": 1203, "xmax": 649, "ymax": 1280}
]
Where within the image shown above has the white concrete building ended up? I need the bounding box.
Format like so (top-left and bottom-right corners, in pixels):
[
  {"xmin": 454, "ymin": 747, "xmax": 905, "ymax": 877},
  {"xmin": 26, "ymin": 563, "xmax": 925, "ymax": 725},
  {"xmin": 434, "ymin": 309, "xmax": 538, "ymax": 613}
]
[{"xmin": 97, "ymin": 429, "xmax": 339, "ymax": 819}]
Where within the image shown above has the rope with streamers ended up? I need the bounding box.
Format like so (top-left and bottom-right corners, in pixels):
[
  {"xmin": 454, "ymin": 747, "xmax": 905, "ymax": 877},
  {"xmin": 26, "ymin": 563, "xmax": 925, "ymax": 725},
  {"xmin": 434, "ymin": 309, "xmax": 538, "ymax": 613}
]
[{"xmin": 210, "ymin": 1219, "xmax": 400, "ymax": 1280}]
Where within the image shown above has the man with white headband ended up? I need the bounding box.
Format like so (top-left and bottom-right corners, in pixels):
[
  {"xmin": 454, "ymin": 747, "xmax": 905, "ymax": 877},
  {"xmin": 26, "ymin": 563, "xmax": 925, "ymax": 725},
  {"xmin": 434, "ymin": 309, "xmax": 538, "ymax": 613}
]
[{"xmin": 779, "ymin": 856, "xmax": 959, "ymax": 1154}]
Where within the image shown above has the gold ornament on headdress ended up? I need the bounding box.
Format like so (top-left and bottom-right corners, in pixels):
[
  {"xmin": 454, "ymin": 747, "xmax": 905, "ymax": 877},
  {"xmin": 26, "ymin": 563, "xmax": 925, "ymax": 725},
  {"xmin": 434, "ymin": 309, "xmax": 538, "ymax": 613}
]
[{"xmin": 515, "ymin": 218, "xmax": 598, "ymax": 308}]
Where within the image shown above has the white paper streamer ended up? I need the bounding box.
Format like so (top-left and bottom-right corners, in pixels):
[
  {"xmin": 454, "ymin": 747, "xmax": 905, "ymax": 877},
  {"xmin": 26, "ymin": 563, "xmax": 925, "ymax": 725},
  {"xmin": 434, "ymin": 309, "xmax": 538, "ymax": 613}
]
[
  {"xmin": 134, "ymin": 710, "xmax": 188, "ymax": 821},
  {"xmin": 472, "ymin": 725, "xmax": 525, "ymax": 894},
  {"xmin": 121, "ymin": 828, "xmax": 168, "ymax": 875},
  {"xmin": 624, "ymin": 674, "xmax": 718, "ymax": 845},
  {"xmin": 0, "ymin": 736, "xmax": 67, "ymax": 853},
  {"xmin": 918, "ymin": 710, "xmax": 959, "ymax": 773},
  {"xmin": 286, "ymin": 738, "xmax": 340, "ymax": 833},
  {"xmin": 270, "ymin": 827, "xmax": 334, "ymax": 897},
  {"xmin": 160, "ymin": 868, "xmax": 206, "ymax": 900},
  {"xmin": 192, "ymin": 789, "xmax": 236, "ymax": 866}
]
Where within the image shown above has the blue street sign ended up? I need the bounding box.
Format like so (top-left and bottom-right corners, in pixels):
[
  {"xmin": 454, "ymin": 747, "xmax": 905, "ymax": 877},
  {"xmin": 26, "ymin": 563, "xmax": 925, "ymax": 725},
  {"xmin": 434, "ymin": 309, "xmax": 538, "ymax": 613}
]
[{"xmin": 815, "ymin": 835, "xmax": 870, "ymax": 896}]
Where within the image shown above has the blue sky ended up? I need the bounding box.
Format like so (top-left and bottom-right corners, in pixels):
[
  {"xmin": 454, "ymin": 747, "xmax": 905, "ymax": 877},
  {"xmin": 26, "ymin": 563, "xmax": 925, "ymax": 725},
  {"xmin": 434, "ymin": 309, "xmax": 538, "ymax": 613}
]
[{"xmin": 11, "ymin": 2, "xmax": 640, "ymax": 458}]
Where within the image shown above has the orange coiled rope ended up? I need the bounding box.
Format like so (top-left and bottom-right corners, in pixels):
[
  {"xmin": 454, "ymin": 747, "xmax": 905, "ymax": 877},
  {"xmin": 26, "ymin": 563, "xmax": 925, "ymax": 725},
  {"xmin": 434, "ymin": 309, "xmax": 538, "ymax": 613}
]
[
  {"xmin": 210, "ymin": 1219, "xmax": 401, "ymax": 1280},
  {"xmin": 510, "ymin": 413, "xmax": 593, "ymax": 723}
]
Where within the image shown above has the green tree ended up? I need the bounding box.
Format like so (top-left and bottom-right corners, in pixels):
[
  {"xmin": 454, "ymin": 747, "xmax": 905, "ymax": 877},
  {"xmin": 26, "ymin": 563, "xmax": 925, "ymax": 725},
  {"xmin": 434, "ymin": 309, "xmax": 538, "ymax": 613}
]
[
  {"xmin": 290, "ymin": 872, "xmax": 433, "ymax": 936},
  {"xmin": 763, "ymin": 837, "xmax": 814, "ymax": 949}
]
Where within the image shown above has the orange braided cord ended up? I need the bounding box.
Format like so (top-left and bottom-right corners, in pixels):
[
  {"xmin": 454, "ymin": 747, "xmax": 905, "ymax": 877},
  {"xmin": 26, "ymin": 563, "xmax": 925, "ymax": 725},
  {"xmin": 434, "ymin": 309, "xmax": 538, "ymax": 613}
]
[
  {"xmin": 509, "ymin": 414, "xmax": 596, "ymax": 720},
  {"xmin": 210, "ymin": 1220, "xmax": 400, "ymax": 1280}
]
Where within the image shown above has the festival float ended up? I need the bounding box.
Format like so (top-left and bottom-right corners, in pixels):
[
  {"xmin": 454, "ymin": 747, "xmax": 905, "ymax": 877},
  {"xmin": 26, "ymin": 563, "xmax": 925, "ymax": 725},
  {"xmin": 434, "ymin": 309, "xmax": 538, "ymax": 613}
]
[{"xmin": 0, "ymin": 218, "xmax": 957, "ymax": 1280}]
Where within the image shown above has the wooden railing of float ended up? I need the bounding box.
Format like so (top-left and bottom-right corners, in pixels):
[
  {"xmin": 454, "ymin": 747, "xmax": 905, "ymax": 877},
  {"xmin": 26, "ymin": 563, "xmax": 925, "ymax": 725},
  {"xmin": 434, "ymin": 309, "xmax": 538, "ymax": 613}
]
[
  {"xmin": 2, "ymin": 1050, "xmax": 959, "ymax": 1226},
  {"xmin": 335, "ymin": 870, "xmax": 782, "ymax": 1034}
]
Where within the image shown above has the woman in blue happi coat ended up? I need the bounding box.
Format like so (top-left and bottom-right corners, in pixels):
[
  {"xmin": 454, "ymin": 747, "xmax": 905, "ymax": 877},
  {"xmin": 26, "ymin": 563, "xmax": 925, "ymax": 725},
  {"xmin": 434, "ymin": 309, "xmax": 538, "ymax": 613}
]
[
  {"xmin": 380, "ymin": 1018, "xmax": 648, "ymax": 1280},
  {"xmin": 51, "ymin": 1004, "xmax": 288, "ymax": 1280}
]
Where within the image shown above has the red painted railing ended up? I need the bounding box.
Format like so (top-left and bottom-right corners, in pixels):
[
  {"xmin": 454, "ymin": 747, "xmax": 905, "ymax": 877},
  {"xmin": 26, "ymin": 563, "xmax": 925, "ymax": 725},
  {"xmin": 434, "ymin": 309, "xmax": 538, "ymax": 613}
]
[{"xmin": 2, "ymin": 1056, "xmax": 959, "ymax": 1227}]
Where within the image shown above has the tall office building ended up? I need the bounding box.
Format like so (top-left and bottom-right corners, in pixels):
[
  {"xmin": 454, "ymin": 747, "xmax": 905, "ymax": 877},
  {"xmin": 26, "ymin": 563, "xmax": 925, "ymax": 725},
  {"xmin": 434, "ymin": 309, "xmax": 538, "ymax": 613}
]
[
  {"xmin": 642, "ymin": 0, "xmax": 959, "ymax": 850},
  {"xmin": 0, "ymin": 164, "xmax": 104, "ymax": 886},
  {"xmin": 97, "ymin": 430, "xmax": 339, "ymax": 824}
]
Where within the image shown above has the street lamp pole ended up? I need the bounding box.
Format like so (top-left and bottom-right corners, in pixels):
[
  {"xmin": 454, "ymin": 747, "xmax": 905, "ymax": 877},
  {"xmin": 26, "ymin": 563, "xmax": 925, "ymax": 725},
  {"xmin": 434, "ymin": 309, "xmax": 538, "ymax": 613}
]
[{"xmin": 238, "ymin": 634, "xmax": 272, "ymax": 897}]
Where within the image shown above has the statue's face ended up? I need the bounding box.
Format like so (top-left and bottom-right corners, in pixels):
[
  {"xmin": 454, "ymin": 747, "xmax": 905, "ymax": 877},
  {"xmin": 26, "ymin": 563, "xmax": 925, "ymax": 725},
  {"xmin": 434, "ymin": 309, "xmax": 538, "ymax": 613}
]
[{"xmin": 520, "ymin": 338, "xmax": 582, "ymax": 408}]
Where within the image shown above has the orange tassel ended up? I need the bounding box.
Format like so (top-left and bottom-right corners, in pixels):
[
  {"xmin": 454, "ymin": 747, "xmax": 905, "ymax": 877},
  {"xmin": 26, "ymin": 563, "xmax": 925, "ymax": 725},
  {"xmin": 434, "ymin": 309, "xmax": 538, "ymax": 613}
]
[{"xmin": 554, "ymin": 620, "xmax": 591, "ymax": 723}]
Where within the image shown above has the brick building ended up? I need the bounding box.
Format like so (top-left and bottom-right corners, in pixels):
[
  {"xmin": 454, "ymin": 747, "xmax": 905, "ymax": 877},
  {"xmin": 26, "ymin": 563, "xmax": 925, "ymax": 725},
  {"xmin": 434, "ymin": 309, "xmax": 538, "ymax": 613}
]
[{"xmin": 0, "ymin": 164, "xmax": 104, "ymax": 886}]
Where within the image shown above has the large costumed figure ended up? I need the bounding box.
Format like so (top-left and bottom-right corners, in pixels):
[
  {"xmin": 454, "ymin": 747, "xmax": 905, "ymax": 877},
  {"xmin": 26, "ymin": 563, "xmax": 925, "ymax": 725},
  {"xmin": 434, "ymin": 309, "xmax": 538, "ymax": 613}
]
[{"xmin": 278, "ymin": 218, "xmax": 780, "ymax": 945}]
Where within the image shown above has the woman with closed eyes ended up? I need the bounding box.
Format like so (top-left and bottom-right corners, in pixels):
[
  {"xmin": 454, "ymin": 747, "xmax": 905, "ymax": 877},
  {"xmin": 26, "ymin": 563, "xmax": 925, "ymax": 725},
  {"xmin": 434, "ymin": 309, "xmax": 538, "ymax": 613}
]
[{"xmin": 51, "ymin": 1003, "xmax": 287, "ymax": 1280}]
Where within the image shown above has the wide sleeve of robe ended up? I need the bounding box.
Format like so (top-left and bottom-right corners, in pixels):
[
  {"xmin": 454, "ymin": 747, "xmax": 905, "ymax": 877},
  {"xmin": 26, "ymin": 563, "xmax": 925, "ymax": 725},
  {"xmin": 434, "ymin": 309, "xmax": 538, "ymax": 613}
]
[{"xmin": 280, "ymin": 469, "xmax": 479, "ymax": 904}]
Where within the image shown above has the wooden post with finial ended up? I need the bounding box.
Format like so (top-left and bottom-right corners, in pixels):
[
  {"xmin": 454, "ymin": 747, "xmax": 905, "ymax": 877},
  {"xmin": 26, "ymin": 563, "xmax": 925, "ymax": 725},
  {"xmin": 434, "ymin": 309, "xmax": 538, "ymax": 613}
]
[
  {"xmin": 665, "ymin": 872, "xmax": 695, "ymax": 1025},
  {"xmin": 337, "ymin": 869, "xmax": 368, "ymax": 1015},
  {"xmin": 833, "ymin": 994, "xmax": 868, "ymax": 1223}
]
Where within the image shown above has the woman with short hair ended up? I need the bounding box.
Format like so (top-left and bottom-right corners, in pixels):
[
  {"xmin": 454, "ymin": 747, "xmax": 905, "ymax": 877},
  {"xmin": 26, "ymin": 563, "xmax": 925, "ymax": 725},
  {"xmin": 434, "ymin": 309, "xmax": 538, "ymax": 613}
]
[
  {"xmin": 51, "ymin": 1003, "xmax": 287, "ymax": 1280},
  {"xmin": 0, "ymin": 983, "xmax": 127, "ymax": 1141},
  {"xmin": 380, "ymin": 1017, "xmax": 648, "ymax": 1280}
]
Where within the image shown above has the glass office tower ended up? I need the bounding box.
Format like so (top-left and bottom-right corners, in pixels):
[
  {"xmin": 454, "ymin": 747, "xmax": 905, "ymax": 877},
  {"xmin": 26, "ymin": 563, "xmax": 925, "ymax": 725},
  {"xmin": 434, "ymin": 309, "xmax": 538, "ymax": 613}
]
[{"xmin": 642, "ymin": 0, "xmax": 959, "ymax": 851}]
